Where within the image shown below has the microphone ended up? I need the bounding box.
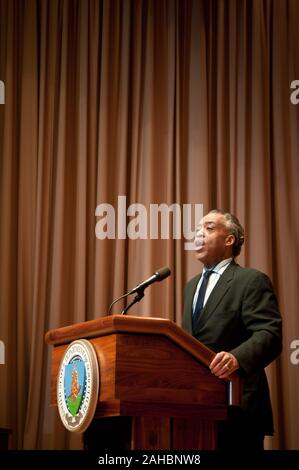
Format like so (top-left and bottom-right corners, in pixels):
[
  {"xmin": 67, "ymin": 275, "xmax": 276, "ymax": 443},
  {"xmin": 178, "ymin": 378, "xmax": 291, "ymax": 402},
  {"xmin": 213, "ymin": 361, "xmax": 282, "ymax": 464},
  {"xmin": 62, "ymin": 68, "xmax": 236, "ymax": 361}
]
[
  {"xmin": 129, "ymin": 266, "xmax": 171, "ymax": 294},
  {"xmin": 108, "ymin": 266, "xmax": 171, "ymax": 315}
]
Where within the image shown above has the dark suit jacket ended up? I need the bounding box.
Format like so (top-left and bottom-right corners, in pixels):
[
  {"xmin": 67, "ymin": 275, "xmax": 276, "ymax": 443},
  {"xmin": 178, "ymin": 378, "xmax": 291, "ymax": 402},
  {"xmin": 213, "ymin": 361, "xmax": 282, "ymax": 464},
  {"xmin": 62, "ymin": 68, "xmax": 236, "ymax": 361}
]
[{"xmin": 182, "ymin": 261, "xmax": 282, "ymax": 435}]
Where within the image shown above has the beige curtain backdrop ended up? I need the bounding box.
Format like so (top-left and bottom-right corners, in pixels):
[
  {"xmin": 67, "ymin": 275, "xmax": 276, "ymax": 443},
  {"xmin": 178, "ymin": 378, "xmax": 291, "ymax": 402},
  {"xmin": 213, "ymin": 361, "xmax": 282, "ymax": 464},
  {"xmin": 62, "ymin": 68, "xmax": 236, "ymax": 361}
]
[{"xmin": 0, "ymin": 0, "xmax": 298, "ymax": 450}]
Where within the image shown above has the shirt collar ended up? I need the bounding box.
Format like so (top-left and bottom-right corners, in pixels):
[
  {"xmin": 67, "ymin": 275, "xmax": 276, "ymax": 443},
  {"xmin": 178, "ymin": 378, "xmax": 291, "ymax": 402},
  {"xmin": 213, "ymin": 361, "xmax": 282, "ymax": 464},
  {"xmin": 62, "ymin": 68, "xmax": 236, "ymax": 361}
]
[{"xmin": 203, "ymin": 257, "xmax": 233, "ymax": 275}]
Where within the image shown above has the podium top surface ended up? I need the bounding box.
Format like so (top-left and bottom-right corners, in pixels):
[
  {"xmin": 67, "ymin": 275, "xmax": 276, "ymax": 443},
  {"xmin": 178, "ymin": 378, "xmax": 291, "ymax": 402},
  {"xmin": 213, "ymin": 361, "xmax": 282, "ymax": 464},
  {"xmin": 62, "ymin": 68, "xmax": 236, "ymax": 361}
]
[{"xmin": 45, "ymin": 314, "xmax": 215, "ymax": 368}]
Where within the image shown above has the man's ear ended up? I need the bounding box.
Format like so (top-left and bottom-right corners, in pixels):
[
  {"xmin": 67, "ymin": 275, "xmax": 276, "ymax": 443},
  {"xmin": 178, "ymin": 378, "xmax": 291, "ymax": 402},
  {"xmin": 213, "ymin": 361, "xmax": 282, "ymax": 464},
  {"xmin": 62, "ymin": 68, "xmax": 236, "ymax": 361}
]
[{"xmin": 225, "ymin": 234, "xmax": 235, "ymax": 247}]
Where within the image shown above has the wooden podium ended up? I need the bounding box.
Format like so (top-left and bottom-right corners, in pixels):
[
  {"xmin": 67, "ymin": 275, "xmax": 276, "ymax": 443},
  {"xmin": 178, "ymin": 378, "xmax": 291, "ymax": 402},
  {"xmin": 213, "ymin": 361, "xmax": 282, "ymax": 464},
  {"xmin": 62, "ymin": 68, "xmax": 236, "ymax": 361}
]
[{"xmin": 45, "ymin": 315, "xmax": 241, "ymax": 450}]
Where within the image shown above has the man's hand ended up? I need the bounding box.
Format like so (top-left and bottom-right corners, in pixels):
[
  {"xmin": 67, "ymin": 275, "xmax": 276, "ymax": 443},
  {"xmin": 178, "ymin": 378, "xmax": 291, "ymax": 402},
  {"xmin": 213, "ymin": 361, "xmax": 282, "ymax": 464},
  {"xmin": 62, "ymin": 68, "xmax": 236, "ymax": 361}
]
[{"xmin": 209, "ymin": 351, "xmax": 239, "ymax": 379}]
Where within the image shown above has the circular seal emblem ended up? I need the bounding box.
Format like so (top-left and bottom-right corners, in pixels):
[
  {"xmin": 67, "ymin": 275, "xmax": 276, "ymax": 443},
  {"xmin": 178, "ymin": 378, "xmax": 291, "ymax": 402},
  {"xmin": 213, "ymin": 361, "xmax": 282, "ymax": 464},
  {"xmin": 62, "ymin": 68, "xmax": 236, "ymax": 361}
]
[{"xmin": 57, "ymin": 339, "xmax": 99, "ymax": 433}]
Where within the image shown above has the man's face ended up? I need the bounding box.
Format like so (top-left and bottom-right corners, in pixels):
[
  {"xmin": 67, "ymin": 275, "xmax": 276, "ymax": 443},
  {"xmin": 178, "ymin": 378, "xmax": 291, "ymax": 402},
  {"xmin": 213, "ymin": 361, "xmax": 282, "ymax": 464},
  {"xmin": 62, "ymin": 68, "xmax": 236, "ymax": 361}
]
[{"xmin": 194, "ymin": 212, "xmax": 234, "ymax": 267}]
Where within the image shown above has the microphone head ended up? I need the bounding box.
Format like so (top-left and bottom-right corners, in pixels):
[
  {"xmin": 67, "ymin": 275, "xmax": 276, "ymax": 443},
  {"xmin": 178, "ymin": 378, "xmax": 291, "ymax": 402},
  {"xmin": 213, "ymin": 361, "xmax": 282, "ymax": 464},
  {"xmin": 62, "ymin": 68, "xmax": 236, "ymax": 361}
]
[{"xmin": 155, "ymin": 266, "xmax": 171, "ymax": 281}]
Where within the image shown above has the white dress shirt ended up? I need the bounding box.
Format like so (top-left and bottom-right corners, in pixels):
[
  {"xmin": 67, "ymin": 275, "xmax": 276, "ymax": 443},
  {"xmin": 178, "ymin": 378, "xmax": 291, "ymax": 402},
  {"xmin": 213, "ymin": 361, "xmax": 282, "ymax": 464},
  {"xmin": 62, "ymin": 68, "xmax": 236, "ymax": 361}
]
[{"xmin": 192, "ymin": 257, "xmax": 233, "ymax": 313}]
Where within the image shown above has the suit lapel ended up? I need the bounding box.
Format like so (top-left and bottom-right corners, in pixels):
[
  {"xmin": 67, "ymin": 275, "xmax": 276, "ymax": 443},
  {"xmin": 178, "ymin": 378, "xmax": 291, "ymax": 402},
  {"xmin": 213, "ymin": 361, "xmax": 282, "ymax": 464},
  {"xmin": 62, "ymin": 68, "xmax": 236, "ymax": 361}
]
[{"xmin": 193, "ymin": 262, "xmax": 237, "ymax": 334}]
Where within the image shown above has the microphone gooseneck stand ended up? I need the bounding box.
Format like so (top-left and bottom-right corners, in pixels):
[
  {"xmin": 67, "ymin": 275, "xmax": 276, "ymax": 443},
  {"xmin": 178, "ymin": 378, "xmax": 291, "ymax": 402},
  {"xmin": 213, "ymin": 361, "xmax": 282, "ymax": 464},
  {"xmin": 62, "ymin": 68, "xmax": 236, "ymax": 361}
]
[
  {"xmin": 107, "ymin": 288, "xmax": 145, "ymax": 316},
  {"xmin": 121, "ymin": 289, "xmax": 144, "ymax": 315}
]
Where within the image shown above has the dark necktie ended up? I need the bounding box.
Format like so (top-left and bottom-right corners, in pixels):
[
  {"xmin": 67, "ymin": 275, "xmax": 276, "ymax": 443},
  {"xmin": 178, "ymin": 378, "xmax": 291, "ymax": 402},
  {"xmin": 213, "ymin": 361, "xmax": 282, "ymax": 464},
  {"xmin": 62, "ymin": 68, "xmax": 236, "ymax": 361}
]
[{"xmin": 192, "ymin": 269, "xmax": 214, "ymax": 330}]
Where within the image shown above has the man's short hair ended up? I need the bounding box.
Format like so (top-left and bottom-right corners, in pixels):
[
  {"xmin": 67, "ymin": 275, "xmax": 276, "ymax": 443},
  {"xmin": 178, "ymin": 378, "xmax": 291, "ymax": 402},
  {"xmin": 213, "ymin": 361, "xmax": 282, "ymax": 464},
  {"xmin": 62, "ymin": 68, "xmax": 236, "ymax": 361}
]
[{"xmin": 209, "ymin": 209, "xmax": 245, "ymax": 257}]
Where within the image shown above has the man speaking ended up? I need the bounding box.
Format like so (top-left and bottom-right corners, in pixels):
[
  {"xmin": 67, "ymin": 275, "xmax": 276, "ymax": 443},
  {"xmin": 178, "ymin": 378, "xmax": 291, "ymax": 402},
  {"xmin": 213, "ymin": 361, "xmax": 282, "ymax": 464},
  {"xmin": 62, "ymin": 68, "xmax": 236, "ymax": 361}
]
[{"xmin": 182, "ymin": 210, "xmax": 282, "ymax": 450}]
